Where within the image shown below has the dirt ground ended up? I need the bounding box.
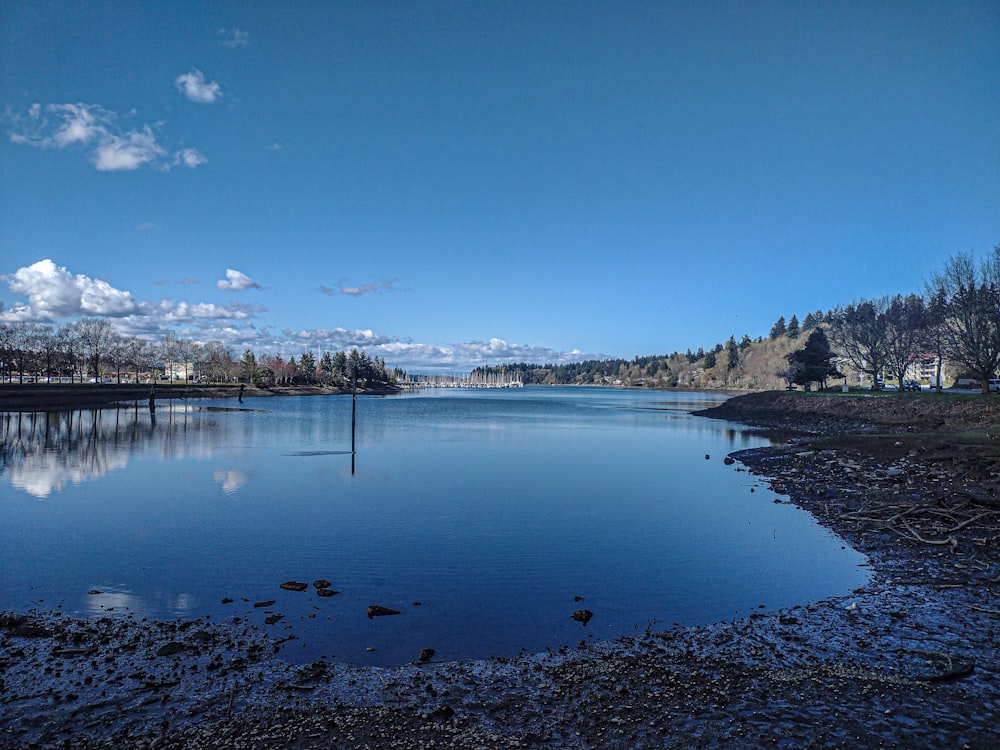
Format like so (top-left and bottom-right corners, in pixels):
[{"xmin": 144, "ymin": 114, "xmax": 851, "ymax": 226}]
[{"xmin": 2, "ymin": 390, "xmax": 999, "ymax": 748}]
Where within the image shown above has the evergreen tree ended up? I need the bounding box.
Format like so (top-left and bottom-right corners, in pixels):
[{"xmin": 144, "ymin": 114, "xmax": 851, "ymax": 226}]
[
  {"xmin": 726, "ymin": 336, "xmax": 740, "ymax": 372},
  {"xmin": 703, "ymin": 351, "xmax": 717, "ymax": 369},
  {"xmin": 769, "ymin": 316, "xmax": 786, "ymax": 339},
  {"xmin": 786, "ymin": 314, "xmax": 800, "ymax": 339},
  {"xmin": 787, "ymin": 328, "xmax": 840, "ymax": 389}
]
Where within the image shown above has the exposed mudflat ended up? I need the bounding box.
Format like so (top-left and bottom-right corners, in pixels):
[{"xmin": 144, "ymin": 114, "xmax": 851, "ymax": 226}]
[{"xmin": 2, "ymin": 391, "xmax": 999, "ymax": 748}]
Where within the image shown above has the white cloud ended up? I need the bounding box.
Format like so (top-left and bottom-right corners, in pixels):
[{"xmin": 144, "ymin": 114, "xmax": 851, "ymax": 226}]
[
  {"xmin": 7, "ymin": 102, "xmax": 205, "ymax": 172},
  {"xmin": 174, "ymin": 147, "xmax": 207, "ymax": 168},
  {"xmin": 92, "ymin": 126, "xmax": 165, "ymax": 171},
  {"xmin": 166, "ymin": 301, "xmax": 262, "ymax": 320},
  {"xmin": 319, "ymin": 279, "xmax": 397, "ymax": 296},
  {"xmin": 175, "ymin": 70, "xmax": 222, "ymax": 104},
  {"xmin": 216, "ymin": 269, "xmax": 261, "ymax": 291},
  {"xmin": 1, "ymin": 260, "xmax": 597, "ymax": 372},
  {"xmin": 2, "ymin": 259, "xmax": 137, "ymax": 319},
  {"xmin": 218, "ymin": 28, "xmax": 249, "ymax": 48}
]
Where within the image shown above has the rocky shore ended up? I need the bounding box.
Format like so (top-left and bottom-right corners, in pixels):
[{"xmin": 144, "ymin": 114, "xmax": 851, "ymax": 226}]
[{"xmin": 2, "ymin": 391, "xmax": 999, "ymax": 748}]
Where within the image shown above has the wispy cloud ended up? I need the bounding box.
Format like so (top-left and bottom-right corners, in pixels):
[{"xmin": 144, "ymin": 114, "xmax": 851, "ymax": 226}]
[
  {"xmin": 175, "ymin": 69, "xmax": 223, "ymax": 104},
  {"xmin": 7, "ymin": 102, "xmax": 206, "ymax": 172},
  {"xmin": 154, "ymin": 277, "xmax": 200, "ymax": 287},
  {"xmin": 174, "ymin": 147, "xmax": 207, "ymax": 168},
  {"xmin": 216, "ymin": 269, "xmax": 261, "ymax": 291},
  {"xmin": 319, "ymin": 279, "xmax": 397, "ymax": 296},
  {"xmin": 218, "ymin": 28, "xmax": 249, "ymax": 48}
]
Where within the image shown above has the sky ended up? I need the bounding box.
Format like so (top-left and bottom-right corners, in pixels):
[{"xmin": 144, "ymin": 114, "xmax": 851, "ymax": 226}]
[{"xmin": 2, "ymin": 1, "xmax": 998, "ymax": 372}]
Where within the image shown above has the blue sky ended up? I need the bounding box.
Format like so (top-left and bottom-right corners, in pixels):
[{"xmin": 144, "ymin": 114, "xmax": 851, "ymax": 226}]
[{"xmin": 2, "ymin": 1, "xmax": 998, "ymax": 372}]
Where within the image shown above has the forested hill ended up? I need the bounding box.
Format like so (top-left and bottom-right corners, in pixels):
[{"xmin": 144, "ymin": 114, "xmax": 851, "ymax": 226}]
[{"xmin": 472, "ymin": 313, "xmax": 831, "ymax": 391}]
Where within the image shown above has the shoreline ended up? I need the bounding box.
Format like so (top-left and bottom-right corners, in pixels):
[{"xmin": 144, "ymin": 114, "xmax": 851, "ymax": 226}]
[
  {"xmin": 2, "ymin": 392, "xmax": 998, "ymax": 747},
  {"xmin": 0, "ymin": 383, "xmax": 399, "ymax": 412}
]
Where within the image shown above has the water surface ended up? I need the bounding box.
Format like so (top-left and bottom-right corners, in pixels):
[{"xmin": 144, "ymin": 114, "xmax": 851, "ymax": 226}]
[{"xmin": 0, "ymin": 387, "xmax": 866, "ymax": 665}]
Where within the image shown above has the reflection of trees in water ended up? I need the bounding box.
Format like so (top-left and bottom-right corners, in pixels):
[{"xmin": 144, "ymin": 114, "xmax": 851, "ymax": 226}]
[{"xmin": 0, "ymin": 406, "xmax": 213, "ymax": 498}]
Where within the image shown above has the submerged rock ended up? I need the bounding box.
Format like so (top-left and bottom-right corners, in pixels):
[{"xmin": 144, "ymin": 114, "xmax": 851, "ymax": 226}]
[
  {"xmin": 367, "ymin": 605, "xmax": 401, "ymax": 619},
  {"xmin": 156, "ymin": 641, "xmax": 186, "ymax": 657},
  {"xmin": 572, "ymin": 609, "xmax": 594, "ymax": 626}
]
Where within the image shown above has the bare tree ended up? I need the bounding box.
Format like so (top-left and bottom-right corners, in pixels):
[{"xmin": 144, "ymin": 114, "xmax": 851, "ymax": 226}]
[
  {"xmin": 883, "ymin": 294, "xmax": 927, "ymax": 390},
  {"xmin": 126, "ymin": 337, "xmax": 154, "ymax": 383},
  {"xmin": 35, "ymin": 326, "xmax": 61, "ymax": 382},
  {"xmin": 0, "ymin": 323, "xmax": 11, "ymax": 382},
  {"xmin": 8, "ymin": 322, "xmax": 39, "ymax": 383},
  {"xmin": 74, "ymin": 318, "xmax": 116, "ymax": 382},
  {"xmin": 57, "ymin": 324, "xmax": 83, "ymax": 383},
  {"xmin": 828, "ymin": 297, "xmax": 891, "ymax": 389},
  {"xmin": 928, "ymin": 247, "xmax": 1000, "ymax": 394}
]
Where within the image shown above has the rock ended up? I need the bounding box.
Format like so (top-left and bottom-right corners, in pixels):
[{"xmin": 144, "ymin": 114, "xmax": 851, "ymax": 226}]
[
  {"xmin": 88, "ymin": 589, "xmax": 102, "ymax": 595},
  {"xmin": 571, "ymin": 609, "xmax": 594, "ymax": 626},
  {"xmin": 253, "ymin": 600, "xmax": 276, "ymax": 608},
  {"xmin": 156, "ymin": 641, "xmax": 186, "ymax": 657},
  {"xmin": 367, "ymin": 605, "xmax": 401, "ymax": 619},
  {"xmin": 312, "ymin": 579, "xmax": 332, "ymax": 590},
  {"xmin": 428, "ymin": 704, "xmax": 455, "ymax": 721},
  {"xmin": 419, "ymin": 648, "xmax": 435, "ymax": 663},
  {"xmin": 724, "ymin": 456, "xmax": 735, "ymax": 465},
  {"xmin": 316, "ymin": 588, "xmax": 340, "ymax": 598},
  {"xmin": 264, "ymin": 614, "xmax": 284, "ymax": 625},
  {"xmin": 221, "ymin": 597, "xmax": 234, "ymax": 604},
  {"xmin": 280, "ymin": 581, "xmax": 309, "ymax": 592}
]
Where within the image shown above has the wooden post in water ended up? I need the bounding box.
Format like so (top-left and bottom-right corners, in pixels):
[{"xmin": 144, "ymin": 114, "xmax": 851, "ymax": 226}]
[{"xmin": 351, "ymin": 373, "xmax": 357, "ymax": 475}]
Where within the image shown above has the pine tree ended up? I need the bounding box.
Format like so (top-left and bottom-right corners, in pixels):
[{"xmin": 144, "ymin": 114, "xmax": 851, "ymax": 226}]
[
  {"xmin": 787, "ymin": 328, "xmax": 840, "ymax": 389},
  {"xmin": 786, "ymin": 314, "xmax": 800, "ymax": 339},
  {"xmin": 769, "ymin": 316, "xmax": 786, "ymax": 339}
]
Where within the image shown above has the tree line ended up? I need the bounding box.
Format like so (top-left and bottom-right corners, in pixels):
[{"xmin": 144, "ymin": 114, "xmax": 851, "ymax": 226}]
[
  {"xmin": 0, "ymin": 318, "xmax": 400, "ymax": 388},
  {"xmin": 473, "ymin": 245, "xmax": 1000, "ymax": 395},
  {"xmin": 823, "ymin": 247, "xmax": 1000, "ymax": 394}
]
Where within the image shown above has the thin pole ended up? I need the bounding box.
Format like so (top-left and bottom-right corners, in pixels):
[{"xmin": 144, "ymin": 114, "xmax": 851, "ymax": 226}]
[{"xmin": 351, "ymin": 373, "xmax": 357, "ymax": 474}]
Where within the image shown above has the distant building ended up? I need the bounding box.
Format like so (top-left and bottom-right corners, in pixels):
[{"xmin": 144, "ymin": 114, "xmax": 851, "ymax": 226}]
[{"xmin": 163, "ymin": 361, "xmax": 195, "ymax": 380}]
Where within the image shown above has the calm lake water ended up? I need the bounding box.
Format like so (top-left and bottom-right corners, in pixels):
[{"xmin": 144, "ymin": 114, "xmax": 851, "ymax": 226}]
[{"xmin": 0, "ymin": 387, "xmax": 867, "ymax": 666}]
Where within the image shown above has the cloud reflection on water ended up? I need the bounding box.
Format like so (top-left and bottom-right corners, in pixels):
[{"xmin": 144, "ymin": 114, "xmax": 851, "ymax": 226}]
[{"xmin": 213, "ymin": 469, "xmax": 250, "ymax": 495}]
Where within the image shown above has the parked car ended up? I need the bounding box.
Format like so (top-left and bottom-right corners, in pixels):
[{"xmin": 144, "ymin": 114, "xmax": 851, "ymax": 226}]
[
  {"xmin": 902, "ymin": 380, "xmax": 922, "ymax": 392},
  {"xmin": 989, "ymin": 378, "xmax": 1000, "ymax": 393}
]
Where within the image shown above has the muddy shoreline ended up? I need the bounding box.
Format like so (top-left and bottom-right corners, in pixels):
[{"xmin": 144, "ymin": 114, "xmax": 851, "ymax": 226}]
[{"xmin": 2, "ymin": 393, "xmax": 999, "ymax": 748}]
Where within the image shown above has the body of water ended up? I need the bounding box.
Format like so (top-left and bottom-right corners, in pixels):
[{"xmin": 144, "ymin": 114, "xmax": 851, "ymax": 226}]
[{"xmin": 0, "ymin": 387, "xmax": 867, "ymax": 666}]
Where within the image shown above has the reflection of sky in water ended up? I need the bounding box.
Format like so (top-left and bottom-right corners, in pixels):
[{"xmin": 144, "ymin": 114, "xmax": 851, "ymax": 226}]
[
  {"xmin": 10, "ymin": 450, "xmax": 130, "ymax": 498},
  {"xmin": 213, "ymin": 469, "xmax": 250, "ymax": 495},
  {"xmin": 1, "ymin": 390, "xmax": 868, "ymax": 667}
]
